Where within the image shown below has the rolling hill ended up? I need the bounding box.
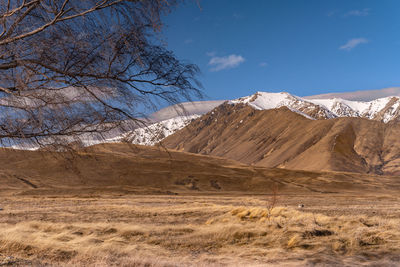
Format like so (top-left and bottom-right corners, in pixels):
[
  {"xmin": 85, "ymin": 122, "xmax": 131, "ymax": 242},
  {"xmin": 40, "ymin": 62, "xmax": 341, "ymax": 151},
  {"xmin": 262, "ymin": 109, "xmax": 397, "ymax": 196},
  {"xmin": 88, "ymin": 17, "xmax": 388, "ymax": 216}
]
[{"xmin": 1, "ymin": 143, "xmax": 399, "ymax": 195}]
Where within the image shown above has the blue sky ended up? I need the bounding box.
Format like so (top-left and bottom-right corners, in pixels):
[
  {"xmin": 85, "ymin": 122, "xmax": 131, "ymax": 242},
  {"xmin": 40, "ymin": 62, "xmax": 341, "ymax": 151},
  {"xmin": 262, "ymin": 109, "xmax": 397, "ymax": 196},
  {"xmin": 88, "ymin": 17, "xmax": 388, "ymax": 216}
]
[{"xmin": 162, "ymin": 0, "xmax": 400, "ymax": 100}]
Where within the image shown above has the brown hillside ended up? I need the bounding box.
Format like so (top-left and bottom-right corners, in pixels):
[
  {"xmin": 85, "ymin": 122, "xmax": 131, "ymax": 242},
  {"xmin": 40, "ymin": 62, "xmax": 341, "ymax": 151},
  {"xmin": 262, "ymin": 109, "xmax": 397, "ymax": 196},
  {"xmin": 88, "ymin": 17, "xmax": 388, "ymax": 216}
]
[
  {"xmin": 0, "ymin": 143, "xmax": 399, "ymax": 195},
  {"xmin": 162, "ymin": 103, "xmax": 400, "ymax": 175}
]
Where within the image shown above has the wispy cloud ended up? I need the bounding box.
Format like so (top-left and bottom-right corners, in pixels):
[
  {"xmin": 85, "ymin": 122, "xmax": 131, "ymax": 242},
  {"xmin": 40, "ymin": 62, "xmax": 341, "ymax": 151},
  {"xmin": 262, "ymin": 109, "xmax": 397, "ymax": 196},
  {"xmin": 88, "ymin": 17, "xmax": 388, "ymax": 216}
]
[
  {"xmin": 345, "ymin": 8, "xmax": 370, "ymax": 17},
  {"xmin": 206, "ymin": 51, "xmax": 217, "ymax": 57},
  {"xmin": 184, "ymin": 39, "xmax": 193, "ymax": 44},
  {"xmin": 208, "ymin": 54, "xmax": 245, "ymax": 72},
  {"xmin": 305, "ymin": 87, "xmax": 400, "ymax": 102},
  {"xmin": 327, "ymin": 10, "xmax": 338, "ymax": 17},
  {"xmin": 259, "ymin": 62, "xmax": 268, "ymax": 67},
  {"xmin": 339, "ymin": 38, "xmax": 369, "ymax": 51},
  {"xmin": 233, "ymin": 13, "xmax": 244, "ymax": 20}
]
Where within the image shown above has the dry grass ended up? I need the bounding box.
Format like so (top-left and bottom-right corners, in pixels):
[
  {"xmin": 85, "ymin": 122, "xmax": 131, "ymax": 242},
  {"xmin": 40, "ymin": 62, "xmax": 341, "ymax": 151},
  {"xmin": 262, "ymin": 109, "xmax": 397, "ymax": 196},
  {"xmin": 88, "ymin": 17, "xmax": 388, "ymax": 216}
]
[
  {"xmin": 209, "ymin": 206, "xmax": 400, "ymax": 254},
  {"xmin": 0, "ymin": 194, "xmax": 400, "ymax": 266}
]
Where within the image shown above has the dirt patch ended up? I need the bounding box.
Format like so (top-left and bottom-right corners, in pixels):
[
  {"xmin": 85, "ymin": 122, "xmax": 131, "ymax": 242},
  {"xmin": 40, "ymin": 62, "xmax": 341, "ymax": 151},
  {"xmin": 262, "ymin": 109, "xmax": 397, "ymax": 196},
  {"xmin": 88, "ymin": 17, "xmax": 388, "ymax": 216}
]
[
  {"xmin": 210, "ymin": 180, "xmax": 221, "ymax": 190},
  {"xmin": 174, "ymin": 176, "xmax": 199, "ymax": 190}
]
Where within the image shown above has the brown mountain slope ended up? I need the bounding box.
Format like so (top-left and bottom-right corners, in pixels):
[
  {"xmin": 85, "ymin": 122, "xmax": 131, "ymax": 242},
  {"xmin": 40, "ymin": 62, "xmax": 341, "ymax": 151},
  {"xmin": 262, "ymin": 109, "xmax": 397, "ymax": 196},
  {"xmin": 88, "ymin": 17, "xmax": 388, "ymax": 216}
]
[
  {"xmin": 1, "ymin": 143, "xmax": 399, "ymax": 195},
  {"xmin": 162, "ymin": 103, "xmax": 400, "ymax": 175}
]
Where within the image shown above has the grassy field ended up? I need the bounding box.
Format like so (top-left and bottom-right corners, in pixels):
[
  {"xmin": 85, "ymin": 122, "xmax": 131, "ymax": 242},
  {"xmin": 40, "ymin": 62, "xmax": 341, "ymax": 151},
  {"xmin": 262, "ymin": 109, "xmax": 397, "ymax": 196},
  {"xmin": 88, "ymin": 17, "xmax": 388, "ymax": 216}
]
[{"xmin": 1, "ymin": 193, "xmax": 400, "ymax": 266}]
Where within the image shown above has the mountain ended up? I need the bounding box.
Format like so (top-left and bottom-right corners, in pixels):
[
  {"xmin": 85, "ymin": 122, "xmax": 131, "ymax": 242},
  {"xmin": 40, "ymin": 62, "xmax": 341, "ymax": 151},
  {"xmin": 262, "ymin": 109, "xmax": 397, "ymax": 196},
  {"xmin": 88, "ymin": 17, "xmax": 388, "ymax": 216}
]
[
  {"xmin": 7, "ymin": 90, "xmax": 400, "ymax": 176},
  {"xmin": 115, "ymin": 115, "xmax": 200, "ymax": 146},
  {"xmin": 8, "ymin": 101, "xmax": 223, "ymax": 150},
  {"xmin": 162, "ymin": 102, "xmax": 400, "ymax": 175},
  {"xmin": 121, "ymin": 91, "xmax": 400, "ymax": 146},
  {"xmin": 119, "ymin": 100, "xmax": 225, "ymax": 146},
  {"xmin": 78, "ymin": 101, "xmax": 225, "ymax": 146},
  {"xmin": 10, "ymin": 90, "xmax": 400, "ymax": 150}
]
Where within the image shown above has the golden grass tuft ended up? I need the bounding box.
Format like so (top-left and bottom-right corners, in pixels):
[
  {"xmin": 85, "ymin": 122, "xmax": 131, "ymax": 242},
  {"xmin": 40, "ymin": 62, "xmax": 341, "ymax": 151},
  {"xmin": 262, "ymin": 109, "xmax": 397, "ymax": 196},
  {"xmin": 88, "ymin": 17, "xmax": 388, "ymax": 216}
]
[{"xmin": 287, "ymin": 235, "xmax": 301, "ymax": 248}]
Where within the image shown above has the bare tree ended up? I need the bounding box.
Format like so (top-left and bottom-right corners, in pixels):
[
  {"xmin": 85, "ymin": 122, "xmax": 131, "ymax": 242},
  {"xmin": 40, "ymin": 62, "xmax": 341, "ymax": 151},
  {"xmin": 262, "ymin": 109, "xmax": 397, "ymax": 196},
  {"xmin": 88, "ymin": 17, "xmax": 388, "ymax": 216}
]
[
  {"xmin": 266, "ymin": 182, "xmax": 279, "ymax": 220},
  {"xmin": 0, "ymin": 0, "xmax": 202, "ymax": 148}
]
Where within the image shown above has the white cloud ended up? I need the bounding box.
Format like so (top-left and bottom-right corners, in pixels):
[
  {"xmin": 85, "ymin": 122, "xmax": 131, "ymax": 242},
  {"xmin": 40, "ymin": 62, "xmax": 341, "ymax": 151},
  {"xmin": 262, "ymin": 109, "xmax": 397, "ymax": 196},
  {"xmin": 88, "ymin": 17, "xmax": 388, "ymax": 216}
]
[
  {"xmin": 208, "ymin": 54, "xmax": 245, "ymax": 72},
  {"xmin": 339, "ymin": 38, "xmax": 369, "ymax": 51},
  {"xmin": 345, "ymin": 8, "xmax": 370, "ymax": 17},
  {"xmin": 259, "ymin": 62, "xmax": 268, "ymax": 67}
]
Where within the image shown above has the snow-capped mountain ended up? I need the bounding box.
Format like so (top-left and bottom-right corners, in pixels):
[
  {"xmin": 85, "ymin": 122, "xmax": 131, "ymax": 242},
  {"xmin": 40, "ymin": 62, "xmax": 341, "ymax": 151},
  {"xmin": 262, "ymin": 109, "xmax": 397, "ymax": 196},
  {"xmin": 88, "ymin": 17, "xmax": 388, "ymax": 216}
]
[
  {"xmin": 126, "ymin": 92, "xmax": 400, "ymax": 146},
  {"xmin": 230, "ymin": 92, "xmax": 400, "ymax": 123},
  {"xmin": 112, "ymin": 101, "xmax": 224, "ymax": 146},
  {"xmin": 112, "ymin": 115, "xmax": 200, "ymax": 146},
  {"xmin": 230, "ymin": 92, "xmax": 333, "ymax": 119},
  {"xmin": 9, "ymin": 101, "xmax": 221, "ymax": 149},
  {"xmin": 9, "ymin": 91, "xmax": 400, "ymax": 150}
]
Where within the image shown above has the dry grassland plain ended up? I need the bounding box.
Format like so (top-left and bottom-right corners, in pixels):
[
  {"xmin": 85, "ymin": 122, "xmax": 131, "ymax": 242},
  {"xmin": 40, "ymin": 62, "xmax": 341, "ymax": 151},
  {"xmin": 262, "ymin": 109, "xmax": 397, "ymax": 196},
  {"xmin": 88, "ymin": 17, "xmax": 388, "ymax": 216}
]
[
  {"xmin": 0, "ymin": 144, "xmax": 400, "ymax": 266},
  {"xmin": 1, "ymin": 193, "xmax": 400, "ymax": 266}
]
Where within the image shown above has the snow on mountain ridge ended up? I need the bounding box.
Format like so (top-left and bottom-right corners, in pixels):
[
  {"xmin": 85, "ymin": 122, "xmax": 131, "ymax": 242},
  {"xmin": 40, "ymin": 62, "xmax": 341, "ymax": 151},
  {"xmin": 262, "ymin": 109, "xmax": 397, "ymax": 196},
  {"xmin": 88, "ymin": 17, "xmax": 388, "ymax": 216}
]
[
  {"xmin": 308, "ymin": 95, "xmax": 400, "ymax": 122},
  {"xmin": 230, "ymin": 92, "xmax": 298, "ymax": 110},
  {"xmin": 231, "ymin": 92, "xmax": 400, "ymax": 123},
  {"xmin": 111, "ymin": 115, "xmax": 200, "ymax": 146}
]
